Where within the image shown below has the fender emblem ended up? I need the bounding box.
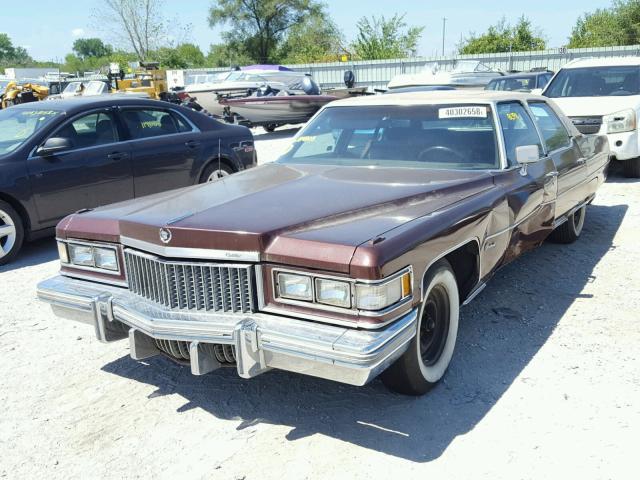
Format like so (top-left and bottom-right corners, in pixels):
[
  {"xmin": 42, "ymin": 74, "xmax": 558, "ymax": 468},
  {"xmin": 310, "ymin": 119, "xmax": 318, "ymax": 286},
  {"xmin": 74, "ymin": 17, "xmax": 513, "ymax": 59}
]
[{"xmin": 159, "ymin": 228, "xmax": 172, "ymax": 244}]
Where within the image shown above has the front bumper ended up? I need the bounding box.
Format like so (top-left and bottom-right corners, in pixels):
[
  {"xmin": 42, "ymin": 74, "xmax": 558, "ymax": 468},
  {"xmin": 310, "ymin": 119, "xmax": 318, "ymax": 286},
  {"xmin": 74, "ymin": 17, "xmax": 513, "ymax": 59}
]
[
  {"xmin": 37, "ymin": 275, "xmax": 417, "ymax": 386},
  {"xmin": 600, "ymin": 129, "xmax": 639, "ymax": 161}
]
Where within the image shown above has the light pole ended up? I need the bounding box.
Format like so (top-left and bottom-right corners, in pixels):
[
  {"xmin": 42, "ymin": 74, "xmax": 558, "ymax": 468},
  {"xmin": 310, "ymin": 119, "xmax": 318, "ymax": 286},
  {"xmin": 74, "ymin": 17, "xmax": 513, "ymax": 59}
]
[{"xmin": 442, "ymin": 17, "xmax": 447, "ymax": 57}]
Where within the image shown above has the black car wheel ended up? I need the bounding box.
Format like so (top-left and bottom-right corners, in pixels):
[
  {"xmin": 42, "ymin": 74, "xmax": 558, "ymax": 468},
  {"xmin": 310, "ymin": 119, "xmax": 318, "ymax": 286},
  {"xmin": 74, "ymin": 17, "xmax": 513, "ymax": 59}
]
[
  {"xmin": 549, "ymin": 205, "xmax": 586, "ymax": 244},
  {"xmin": 623, "ymin": 157, "xmax": 640, "ymax": 178},
  {"xmin": 200, "ymin": 162, "xmax": 235, "ymax": 183},
  {"xmin": 381, "ymin": 259, "xmax": 460, "ymax": 396},
  {"xmin": 0, "ymin": 201, "xmax": 24, "ymax": 266}
]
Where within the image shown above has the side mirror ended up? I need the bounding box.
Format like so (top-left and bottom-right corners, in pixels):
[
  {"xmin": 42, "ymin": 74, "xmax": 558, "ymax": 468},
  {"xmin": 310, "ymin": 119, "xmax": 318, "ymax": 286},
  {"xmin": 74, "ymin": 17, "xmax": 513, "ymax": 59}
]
[
  {"xmin": 515, "ymin": 144, "xmax": 540, "ymax": 175},
  {"xmin": 37, "ymin": 137, "xmax": 72, "ymax": 156}
]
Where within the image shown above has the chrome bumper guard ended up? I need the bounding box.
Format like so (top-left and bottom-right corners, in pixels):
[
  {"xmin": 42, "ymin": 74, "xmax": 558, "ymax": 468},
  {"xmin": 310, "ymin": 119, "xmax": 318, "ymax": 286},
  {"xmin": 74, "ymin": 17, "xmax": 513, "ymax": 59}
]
[{"xmin": 37, "ymin": 276, "xmax": 417, "ymax": 386}]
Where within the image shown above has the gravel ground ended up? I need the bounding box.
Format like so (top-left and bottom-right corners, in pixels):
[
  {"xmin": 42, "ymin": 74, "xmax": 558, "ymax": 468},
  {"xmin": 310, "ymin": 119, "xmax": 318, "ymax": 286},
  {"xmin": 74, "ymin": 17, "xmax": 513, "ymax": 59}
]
[{"xmin": 1, "ymin": 129, "xmax": 638, "ymax": 480}]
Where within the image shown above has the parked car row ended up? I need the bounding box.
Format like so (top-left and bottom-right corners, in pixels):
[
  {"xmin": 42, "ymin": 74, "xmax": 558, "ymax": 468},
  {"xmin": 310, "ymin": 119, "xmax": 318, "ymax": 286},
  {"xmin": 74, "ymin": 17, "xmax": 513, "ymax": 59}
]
[
  {"xmin": 0, "ymin": 97, "xmax": 256, "ymax": 264},
  {"xmin": 36, "ymin": 90, "xmax": 609, "ymax": 395}
]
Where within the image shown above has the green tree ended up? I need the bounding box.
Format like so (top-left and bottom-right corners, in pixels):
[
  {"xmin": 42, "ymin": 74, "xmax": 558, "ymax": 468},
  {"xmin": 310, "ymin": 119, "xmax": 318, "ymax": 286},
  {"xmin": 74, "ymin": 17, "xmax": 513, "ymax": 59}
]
[
  {"xmin": 153, "ymin": 43, "xmax": 206, "ymax": 68},
  {"xmin": 0, "ymin": 33, "xmax": 33, "ymax": 67},
  {"xmin": 351, "ymin": 14, "xmax": 424, "ymax": 60},
  {"xmin": 459, "ymin": 16, "xmax": 546, "ymax": 54},
  {"xmin": 280, "ymin": 13, "xmax": 344, "ymax": 63},
  {"xmin": 568, "ymin": 1, "xmax": 640, "ymax": 47},
  {"xmin": 208, "ymin": 0, "xmax": 324, "ymax": 63},
  {"xmin": 72, "ymin": 38, "xmax": 113, "ymax": 60}
]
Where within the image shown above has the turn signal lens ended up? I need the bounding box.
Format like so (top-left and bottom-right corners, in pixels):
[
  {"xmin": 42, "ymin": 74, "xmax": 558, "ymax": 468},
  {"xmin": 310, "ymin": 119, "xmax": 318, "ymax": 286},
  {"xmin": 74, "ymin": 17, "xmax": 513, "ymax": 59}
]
[{"xmin": 57, "ymin": 241, "xmax": 69, "ymax": 264}]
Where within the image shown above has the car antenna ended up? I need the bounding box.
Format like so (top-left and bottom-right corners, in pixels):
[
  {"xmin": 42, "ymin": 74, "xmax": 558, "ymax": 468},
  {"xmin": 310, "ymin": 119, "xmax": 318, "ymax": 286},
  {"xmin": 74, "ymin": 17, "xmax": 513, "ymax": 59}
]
[{"xmin": 218, "ymin": 138, "xmax": 221, "ymax": 174}]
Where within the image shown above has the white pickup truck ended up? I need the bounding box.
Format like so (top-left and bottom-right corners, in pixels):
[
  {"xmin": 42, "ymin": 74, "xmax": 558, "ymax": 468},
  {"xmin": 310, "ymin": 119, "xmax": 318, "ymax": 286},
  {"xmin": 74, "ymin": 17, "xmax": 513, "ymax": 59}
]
[{"xmin": 542, "ymin": 57, "xmax": 640, "ymax": 178}]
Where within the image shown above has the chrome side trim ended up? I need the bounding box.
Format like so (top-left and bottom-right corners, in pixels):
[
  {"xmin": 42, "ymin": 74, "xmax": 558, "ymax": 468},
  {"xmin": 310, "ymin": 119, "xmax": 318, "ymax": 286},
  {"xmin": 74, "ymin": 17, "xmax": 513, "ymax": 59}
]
[
  {"xmin": 462, "ymin": 283, "xmax": 486, "ymax": 306},
  {"xmin": 120, "ymin": 236, "xmax": 260, "ymax": 262}
]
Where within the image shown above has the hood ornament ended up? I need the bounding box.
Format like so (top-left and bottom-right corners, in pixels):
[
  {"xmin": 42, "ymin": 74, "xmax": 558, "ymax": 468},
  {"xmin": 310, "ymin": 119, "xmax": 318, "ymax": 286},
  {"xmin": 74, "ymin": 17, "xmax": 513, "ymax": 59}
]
[{"xmin": 159, "ymin": 228, "xmax": 172, "ymax": 244}]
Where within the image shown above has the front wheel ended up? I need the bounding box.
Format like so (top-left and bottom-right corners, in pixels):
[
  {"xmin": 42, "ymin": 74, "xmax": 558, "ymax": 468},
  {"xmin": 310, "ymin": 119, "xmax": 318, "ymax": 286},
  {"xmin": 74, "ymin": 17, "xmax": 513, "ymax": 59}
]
[
  {"xmin": 381, "ymin": 259, "xmax": 459, "ymax": 395},
  {"xmin": 0, "ymin": 200, "xmax": 25, "ymax": 266},
  {"xmin": 623, "ymin": 157, "xmax": 640, "ymax": 178},
  {"xmin": 549, "ymin": 205, "xmax": 586, "ymax": 244}
]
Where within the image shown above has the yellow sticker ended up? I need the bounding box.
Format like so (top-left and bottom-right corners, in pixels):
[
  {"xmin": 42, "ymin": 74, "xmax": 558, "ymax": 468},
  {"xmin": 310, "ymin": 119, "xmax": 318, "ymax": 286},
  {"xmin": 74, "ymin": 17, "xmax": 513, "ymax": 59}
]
[
  {"xmin": 141, "ymin": 120, "xmax": 161, "ymax": 129},
  {"xmin": 297, "ymin": 136, "xmax": 316, "ymax": 143},
  {"xmin": 506, "ymin": 112, "xmax": 520, "ymax": 121}
]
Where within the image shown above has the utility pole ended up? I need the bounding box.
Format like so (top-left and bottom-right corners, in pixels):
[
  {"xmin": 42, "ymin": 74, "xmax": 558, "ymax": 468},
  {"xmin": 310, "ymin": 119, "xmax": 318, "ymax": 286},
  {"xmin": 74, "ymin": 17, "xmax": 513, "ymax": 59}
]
[{"xmin": 442, "ymin": 17, "xmax": 447, "ymax": 57}]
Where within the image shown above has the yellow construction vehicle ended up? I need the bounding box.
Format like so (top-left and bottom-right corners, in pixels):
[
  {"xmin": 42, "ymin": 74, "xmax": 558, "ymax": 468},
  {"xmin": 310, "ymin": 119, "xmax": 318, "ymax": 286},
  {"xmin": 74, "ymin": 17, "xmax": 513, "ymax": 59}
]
[
  {"xmin": 107, "ymin": 62, "xmax": 168, "ymax": 99},
  {"xmin": 1, "ymin": 81, "xmax": 49, "ymax": 109}
]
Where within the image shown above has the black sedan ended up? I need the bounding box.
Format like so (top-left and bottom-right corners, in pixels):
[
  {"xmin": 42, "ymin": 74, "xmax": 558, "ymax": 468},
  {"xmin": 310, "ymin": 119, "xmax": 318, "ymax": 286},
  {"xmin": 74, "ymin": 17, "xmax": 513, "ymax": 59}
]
[{"xmin": 0, "ymin": 97, "xmax": 256, "ymax": 264}]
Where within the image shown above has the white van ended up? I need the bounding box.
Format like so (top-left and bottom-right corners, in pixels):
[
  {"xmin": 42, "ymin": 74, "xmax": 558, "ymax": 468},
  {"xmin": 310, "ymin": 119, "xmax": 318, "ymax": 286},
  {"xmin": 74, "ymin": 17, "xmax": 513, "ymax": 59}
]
[{"xmin": 542, "ymin": 57, "xmax": 640, "ymax": 177}]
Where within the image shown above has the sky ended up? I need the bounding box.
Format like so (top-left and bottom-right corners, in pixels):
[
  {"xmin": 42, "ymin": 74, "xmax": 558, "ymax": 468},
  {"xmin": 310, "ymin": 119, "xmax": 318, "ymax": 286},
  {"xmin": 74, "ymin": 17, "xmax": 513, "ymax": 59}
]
[{"xmin": 2, "ymin": 0, "xmax": 612, "ymax": 62}]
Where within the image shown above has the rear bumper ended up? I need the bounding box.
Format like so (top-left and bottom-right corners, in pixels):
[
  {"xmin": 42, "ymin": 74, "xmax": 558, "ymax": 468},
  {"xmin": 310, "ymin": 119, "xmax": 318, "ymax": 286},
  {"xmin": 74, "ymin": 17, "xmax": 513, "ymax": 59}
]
[{"xmin": 37, "ymin": 275, "xmax": 416, "ymax": 386}]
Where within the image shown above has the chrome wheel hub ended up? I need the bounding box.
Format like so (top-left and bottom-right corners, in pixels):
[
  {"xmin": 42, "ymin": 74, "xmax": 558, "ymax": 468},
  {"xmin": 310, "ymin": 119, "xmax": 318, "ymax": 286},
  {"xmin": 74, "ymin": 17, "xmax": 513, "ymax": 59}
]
[
  {"xmin": 207, "ymin": 169, "xmax": 230, "ymax": 182},
  {"xmin": 0, "ymin": 209, "xmax": 17, "ymax": 259}
]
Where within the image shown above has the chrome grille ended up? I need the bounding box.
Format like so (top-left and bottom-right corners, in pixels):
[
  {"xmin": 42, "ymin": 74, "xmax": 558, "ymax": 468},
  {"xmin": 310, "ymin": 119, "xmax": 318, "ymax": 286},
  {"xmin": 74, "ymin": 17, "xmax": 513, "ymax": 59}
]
[
  {"xmin": 570, "ymin": 116, "xmax": 603, "ymax": 135},
  {"xmin": 124, "ymin": 249, "xmax": 255, "ymax": 313}
]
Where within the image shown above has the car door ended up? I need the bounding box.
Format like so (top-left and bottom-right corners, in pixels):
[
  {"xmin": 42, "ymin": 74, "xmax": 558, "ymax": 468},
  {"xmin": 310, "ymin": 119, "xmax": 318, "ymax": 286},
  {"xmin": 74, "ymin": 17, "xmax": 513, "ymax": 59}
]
[
  {"xmin": 528, "ymin": 101, "xmax": 587, "ymax": 217},
  {"xmin": 492, "ymin": 101, "xmax": 558, "ymax": 263},
  {"xmin": 28, "ymin": 109, "xmax": 134, "ymax": 227},
  {"xmin": 118, "ymin": 107, "xmax": 202, "ymax": 197}
]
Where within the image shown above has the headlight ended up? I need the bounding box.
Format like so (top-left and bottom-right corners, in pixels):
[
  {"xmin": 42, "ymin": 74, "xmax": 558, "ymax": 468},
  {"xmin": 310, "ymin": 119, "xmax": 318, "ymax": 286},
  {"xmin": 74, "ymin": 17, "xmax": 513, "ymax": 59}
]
[
  {"xmin": 94, "ymin": 247, "xmax": 118, "ymax": 271},
  {"xmin": 356, "ymin": 271, "xmax": 412, "ymax": 311},
  {"xmin": 277, "ymin": 273, "xmax": 313, "ymax": 301},
  {"xmin": 60, "ymin": 241, "xmax": 121, "ymax": 273},
  {"xmin": 68, "ymin": 244, "xmax": 94, "ymax": 267},
  {"xmin": 274, "ymin": 267, "xmax": 411, "ymax": 313},
  {"xmin": 604, "ymin": 109, "xmax": 637, "ymax": 134},
  {"xmin": 315, "ymin": 278, "xmax": 351, "ymax": 308}
]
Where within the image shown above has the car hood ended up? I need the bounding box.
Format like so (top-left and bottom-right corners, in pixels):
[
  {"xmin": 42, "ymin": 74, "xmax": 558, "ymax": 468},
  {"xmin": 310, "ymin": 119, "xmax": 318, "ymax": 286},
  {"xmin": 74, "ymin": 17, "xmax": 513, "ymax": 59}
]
[
  {"xmin": 546, "ymin": 95, "xmax": 640, "ymax": 116},
  {"xmin": 58, "ymin": 163, "xmax": 494, "ymax": 273}
]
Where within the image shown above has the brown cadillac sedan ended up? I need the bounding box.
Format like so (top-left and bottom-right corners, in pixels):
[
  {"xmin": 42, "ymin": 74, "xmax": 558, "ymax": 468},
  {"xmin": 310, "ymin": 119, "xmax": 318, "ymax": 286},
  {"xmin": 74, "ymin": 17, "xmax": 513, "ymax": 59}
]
[{"xmin": 38, "ymin": 91, "xmax": 609, "ymax": 395}]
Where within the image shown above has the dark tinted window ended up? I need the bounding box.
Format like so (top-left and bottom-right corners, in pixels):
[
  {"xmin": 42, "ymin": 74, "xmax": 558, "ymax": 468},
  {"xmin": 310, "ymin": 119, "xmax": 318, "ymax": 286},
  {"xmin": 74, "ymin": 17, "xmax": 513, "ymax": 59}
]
[
  {"xmin": 497, "ymin": 102, "xmax": 542, "ymax": 166},
  {"xmin": 545, "ymin": 66, "xmax": 640, "ymax": 97},
  {"xmin": 529, "ymin": 102, "xmax": 571, "ymax": 151},
  {"xmin": 55, "ymin": 111, "xmax": 118, "ymax": 150},
  {"xmin": 121, "ymin": 109, "xmax": 188, "ymax": 139},
  {"xmin": 487, "ymin": 76, "xmax": 536, "ymax": 91}
]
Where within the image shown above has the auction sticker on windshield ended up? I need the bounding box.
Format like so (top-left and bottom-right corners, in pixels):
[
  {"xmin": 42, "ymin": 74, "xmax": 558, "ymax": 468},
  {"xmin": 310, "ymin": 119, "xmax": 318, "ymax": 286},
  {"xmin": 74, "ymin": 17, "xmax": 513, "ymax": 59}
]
[{"xmin": 439, "ymin": 106, "xmax": 487, "ymax": 119}]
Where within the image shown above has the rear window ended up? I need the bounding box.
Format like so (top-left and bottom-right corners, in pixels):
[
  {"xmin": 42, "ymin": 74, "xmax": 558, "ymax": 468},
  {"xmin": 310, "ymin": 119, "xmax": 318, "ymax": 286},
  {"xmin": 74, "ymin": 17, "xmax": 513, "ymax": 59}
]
[
  {"xmin": 545, "ymin": 66, "xmax": 640, "ymax": 97},
  {"xmin": 278, "ymin": 104, "xmax": 500, "ymax": 170},
  {"xmin": 121, "ymin": 108, "xmax": 191, "ymax": 139}
]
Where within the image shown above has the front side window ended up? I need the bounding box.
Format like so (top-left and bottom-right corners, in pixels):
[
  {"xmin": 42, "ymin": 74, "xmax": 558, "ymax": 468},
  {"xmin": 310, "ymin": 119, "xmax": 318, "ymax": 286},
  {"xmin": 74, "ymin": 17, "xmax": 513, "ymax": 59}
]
[
  {"xmin": 0, "ymin": 107, "xmax": 62, "ymax": 155},
  {"xmin": 528, "ymin": 102, "xmax": 571, "ymax": 151},
  {"xmin": 54, "ymin": 111, "xmax": 118, "ymax": 150},
  {"xmin": 278, "ymin": 104, "xmax": 500, "ymax": 170},
  {"xmin": 121, "ymin": 109, "xmax": 187, "ymax": 139},
  {"xmin": 545, "ymin": 66, "xmax": 640, "ymax": 97},
  {"xmin": 497, "ymin": 102, "xmax": 543, "ymax": 166}
]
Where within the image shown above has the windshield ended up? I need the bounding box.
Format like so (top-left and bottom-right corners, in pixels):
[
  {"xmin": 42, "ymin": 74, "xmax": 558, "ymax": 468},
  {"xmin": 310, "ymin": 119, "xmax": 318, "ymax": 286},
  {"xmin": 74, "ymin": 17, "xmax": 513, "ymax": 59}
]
[
  {"xmin": 0, "ymin": 108, "xmax": 62, "ymax": 155},
  {"xmin": 84, "ymin": 81, "xmax": 107, "ymax": 95},
  {"xmin": 545, "ymin": 66, "xmax": 640, "ymax": 97},
  {"xmin": 63, "ymin": 82, "xmax": 82, "ymax": 94},
  {"xmin": 278, "ymin": 104, "xmax": 499, "ymax": 170},
  {"xmin": 486, "ymin": 76, "xmax": 535, "ymax": 91}
]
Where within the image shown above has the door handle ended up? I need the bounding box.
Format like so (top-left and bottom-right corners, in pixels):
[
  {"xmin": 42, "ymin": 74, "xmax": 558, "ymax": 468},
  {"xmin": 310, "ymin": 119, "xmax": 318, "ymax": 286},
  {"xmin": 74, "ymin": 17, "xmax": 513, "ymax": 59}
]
[
  {"xmin": 107, "ymin": 152, "xmax": 128, "ymax": 160},
  {"xmin": 185, "ymin": 140, "xmax": 201, "ymax": 148}
]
